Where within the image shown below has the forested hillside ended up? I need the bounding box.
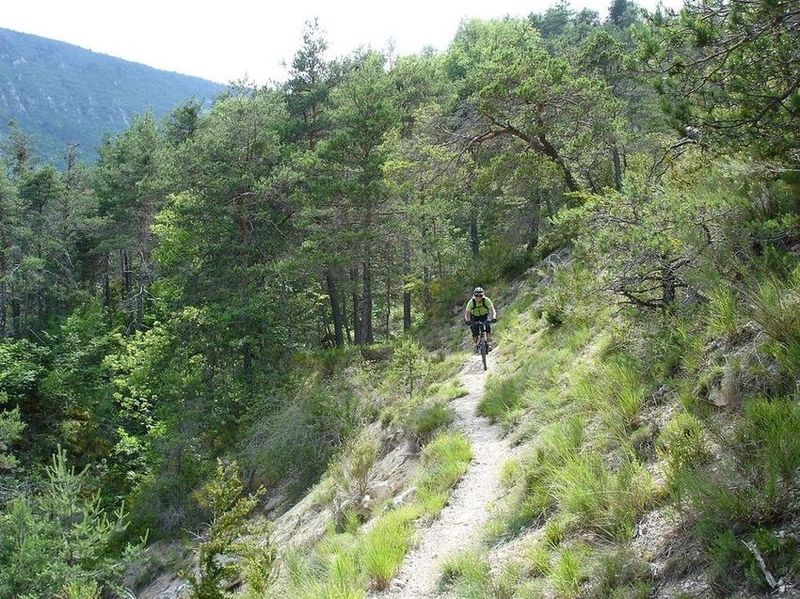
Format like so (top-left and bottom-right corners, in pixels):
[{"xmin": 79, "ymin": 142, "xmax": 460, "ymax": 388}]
[
  {"xmin": 0, "ymin": 27, "xmax": 224, "ymax": 162},
  {"xmin": 0, "ymin": 1, "xmax": 798, "ymax": 597}
]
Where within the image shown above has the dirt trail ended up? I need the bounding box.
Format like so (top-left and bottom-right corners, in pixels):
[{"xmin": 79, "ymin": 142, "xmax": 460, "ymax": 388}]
[{"xmin": 371, "ymin": 354, "xmax": 510, "ymax": 599}]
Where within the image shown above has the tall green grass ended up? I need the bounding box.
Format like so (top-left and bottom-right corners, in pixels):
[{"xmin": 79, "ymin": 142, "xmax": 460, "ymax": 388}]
[
  {"xmin": 278, "ymin": 430, "xmax": 472, "ymax": 596},
  {"xmin": 440, "ymin": 550, "xmax": 494, "ymax": 598},
  {"xmin": 417, "ymin": 432, "xmax": 472, "ymax": 514},
  {"xmin": 361, "ymin": 506, "xmax": 421, "ymax": 589}
]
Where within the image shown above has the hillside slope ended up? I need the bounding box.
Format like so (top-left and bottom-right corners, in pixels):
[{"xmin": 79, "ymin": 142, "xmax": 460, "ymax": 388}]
[{"xmin": 0, "ymin": 28, "xmax": 225, "ymax": 161}]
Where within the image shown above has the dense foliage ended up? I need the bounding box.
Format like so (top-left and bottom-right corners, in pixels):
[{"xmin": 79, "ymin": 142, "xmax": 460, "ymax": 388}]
[{"xmin": 0, "ymin": 1, "xmax": 798, "ymax": 595}]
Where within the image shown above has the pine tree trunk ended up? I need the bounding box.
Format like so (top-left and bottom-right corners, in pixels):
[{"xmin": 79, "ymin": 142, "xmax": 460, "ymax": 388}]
[
  {"xmin": 422, "ymin": 265, "xmax": 432, "ymax": 312},
  {"xmin": 350, "ymin": 266, "xmax": 361, "ymax": 344},
  {"xmin": 361, "ymin": 258, "xmax": 374, "ymax": 344},
  {"xmin": 612, "ymin": 145, "xmax": 623, "ymax": 191},
  {"xmin": 120, "ymin": 249, "xmax": 131, "ymax": 300},
  {"xmin": 326, "ymin": 271, "xmax": 344, "ymax": 348},
  {"xmin": 526, "ymin": 197, "xmax": 540, "ymax": 255},
  {"xmin": 342, "ymin": 286, "xmax": 353, "ymax": 344},
  {"xmin": 537, "ymin": 133, "xmax": 580, "ymax": 192}
]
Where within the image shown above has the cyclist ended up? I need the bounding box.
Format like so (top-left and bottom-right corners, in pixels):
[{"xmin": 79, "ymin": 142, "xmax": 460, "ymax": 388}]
[{"xmin": 464, "ymin": 287, "xmax": 497, "ymax": 353}]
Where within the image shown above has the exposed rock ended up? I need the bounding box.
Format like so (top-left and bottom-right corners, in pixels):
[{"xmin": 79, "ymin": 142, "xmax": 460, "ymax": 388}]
[
  {"xmin": 136, "ymin": 573, "xmax": 190, "ymax": 599},
  {"xmin": 655, "ymin": 573, "xmax": 711, "ymax": 598},
  {"xmin": 125, "ymin": 541, "xmax": 190, "ymax": 599}
]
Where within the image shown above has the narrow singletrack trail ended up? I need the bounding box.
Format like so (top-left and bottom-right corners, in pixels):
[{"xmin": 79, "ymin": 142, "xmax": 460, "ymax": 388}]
[{"xmin": 371, "ymin": 354, "xmax": 510, "ymax": 599}]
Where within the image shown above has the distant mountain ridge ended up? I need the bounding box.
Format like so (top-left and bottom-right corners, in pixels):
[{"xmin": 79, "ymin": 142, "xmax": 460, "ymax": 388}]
[{"xmin": 0, "ymin": 27, "xmax": 226, "ymax": 163}]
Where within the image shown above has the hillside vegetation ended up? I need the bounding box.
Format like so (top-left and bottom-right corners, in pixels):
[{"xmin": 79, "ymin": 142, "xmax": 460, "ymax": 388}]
[
  {"xmin": 0, "ymin": 27, "xmax": 224, "ymax": 162},
  {"xmin": 0, "ymin": 1, "xmax": 798, "ymax": 597}
]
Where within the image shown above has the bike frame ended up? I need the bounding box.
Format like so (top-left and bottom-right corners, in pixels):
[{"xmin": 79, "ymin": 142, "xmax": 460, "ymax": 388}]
[{"xmin": 469, "ymin": 319, "xmax": 493, "ymax": 370}]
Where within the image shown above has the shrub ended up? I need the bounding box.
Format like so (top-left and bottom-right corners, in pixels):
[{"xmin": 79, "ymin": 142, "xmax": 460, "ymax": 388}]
[
  {"xmin": 0, "ymin": 404, "xmax": 25, "ymax": 471},
  {"xmin": 656, "ymin": 412, "xmax": 708, "ymax": 489},
  {"xmin": 187, "ymin": 460, "xmax": 271, "ymax": 599},
  {"xmin": 551, "ymin": 454, "xmax": 654, "ymax": 541},
  {"xmin": 330, "ymin": 432, "xmax": 381, "ymax": 528},
  {"xmin": 737, "ymin": 396, "xmax": 800, "ymax": 513},
  {"xmin": 0, "ymin": 448, "xmax": 139, "ymax": 598},
  {"xmin": 388, "ymin": 338, "xmax": 429, "ymax": 398},
  {"xmin": 408, "ymin": 400, "xmax": 455, "ymax": 444},
  {"xmin": 58, "ymin": 580, "xmax": 101, "ymax": 599}
]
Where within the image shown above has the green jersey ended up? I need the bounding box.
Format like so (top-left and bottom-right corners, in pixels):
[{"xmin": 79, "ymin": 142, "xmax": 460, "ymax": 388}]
[{"xmin": 465, "ymin": 297, "xmax": 494, "ymax": 317}]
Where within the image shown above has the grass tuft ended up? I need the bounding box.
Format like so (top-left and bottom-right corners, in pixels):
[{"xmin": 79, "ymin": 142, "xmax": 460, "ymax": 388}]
[
  {"xmin": 440, "ymin": 550, "xmax": 493, "ymax": 595},
  {"xmin": 361, "ymin": 506, "xmax": 421, "ymax": 589},
  {"xmin": 417, "ymin": 432, "xmax": 472, "ymax": 514}
]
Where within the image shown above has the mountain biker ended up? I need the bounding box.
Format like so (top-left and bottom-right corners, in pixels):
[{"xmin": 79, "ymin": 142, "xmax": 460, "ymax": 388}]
[{"xmin": 464, "ymin": 287, "xmax": 497, "ymax": 352}]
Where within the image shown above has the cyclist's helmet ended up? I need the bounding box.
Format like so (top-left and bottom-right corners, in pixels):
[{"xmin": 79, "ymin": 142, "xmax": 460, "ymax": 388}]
[{"xmin": 473, "ymin": 287, "xmax": 485, "ymax": 296}]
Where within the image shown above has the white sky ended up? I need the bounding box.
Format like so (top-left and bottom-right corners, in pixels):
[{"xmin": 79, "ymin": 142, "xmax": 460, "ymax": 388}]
[{"xmin": 2, "ymin": 0, "xmax": 683, "ymax": 84}]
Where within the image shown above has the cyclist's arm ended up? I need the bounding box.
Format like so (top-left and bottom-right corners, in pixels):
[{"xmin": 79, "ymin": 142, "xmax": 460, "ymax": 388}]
[
  {"xmin": 487, "ymin": 298, "xmax": 497, "ymax": 319},
  {"xmin": 464, "ymin": 300, "xmax": 472, "ymax": 322}
]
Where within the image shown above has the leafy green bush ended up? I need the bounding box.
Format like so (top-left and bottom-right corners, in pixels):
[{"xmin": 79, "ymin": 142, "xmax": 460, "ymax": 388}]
[
  {"xmin": 58, "ymin": 580, "xmax": 102, "ymax": 599},
  {"xmin": 387, "ymin": 337, "xmax": 430, "ymax": 398}
]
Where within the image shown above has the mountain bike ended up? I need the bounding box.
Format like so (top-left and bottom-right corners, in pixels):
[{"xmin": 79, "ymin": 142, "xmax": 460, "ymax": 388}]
[{"xmin": 468, "ymin": 318, "xmax": 497, "ymax": 371}]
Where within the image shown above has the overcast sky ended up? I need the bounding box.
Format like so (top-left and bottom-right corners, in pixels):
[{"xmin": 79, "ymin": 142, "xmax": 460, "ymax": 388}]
[{"xmin": 2, "ymin": 0, "xmax": 683, "ymax": 84}]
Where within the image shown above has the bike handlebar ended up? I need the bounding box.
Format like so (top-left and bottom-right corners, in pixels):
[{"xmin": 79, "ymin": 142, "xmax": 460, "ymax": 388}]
[{"xmin": 465, "ymin": 318, "xmax": 498, "ymax": 325}]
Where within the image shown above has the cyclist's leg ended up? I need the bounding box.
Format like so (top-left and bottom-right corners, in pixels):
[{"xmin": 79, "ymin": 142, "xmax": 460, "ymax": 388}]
[
  {"xmin": 476, "ymin": 316, "xmax": 488, "ymax": 351},
  {"xmin": 470, "ymin": 322, "xmax": 480, "ymax": 347}
]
